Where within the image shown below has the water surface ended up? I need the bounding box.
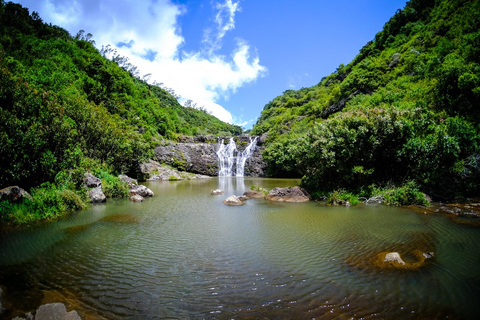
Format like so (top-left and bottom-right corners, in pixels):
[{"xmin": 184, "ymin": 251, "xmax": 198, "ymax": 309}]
[{"xmin": 1, "ymin": 178, "xmax": 479, "ymax": 319}]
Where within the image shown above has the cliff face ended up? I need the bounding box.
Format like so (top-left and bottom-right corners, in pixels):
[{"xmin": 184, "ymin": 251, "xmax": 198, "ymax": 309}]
[{"xmin": 154, "ymin": 136, "xmax": 268, "ymax": 177}]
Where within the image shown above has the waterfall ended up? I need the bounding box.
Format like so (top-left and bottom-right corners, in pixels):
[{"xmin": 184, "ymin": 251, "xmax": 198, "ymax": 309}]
[
  {"xmin": 236, "ymin": 137, "xmax": 258, "ymax": 177},
  {"xmin": 216, "ymin": 137, "xmax": 257, "ymax": 177}
]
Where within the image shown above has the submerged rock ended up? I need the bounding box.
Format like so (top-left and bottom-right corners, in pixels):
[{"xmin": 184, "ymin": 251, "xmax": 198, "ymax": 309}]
[
  {"xmin": 384, "ymin": 252, "xmax": 406, "ymax": 265},
  {"xmin": 265, "ymin": 186, "xmax": 311, "ymax": 203},
  {"xmin": 375, "ymin": 250, "xmax": 435, "ymax": 270},
  {"xmin": 223, "ymin": 195, "xmax": 245, "ymax": 206},
  {"xmin": 130, "ymin": 194, "xmax": 144, "ymax": 202},
  {"xmin": 211, "ymin": 189, "xmax": 224, "ymax": 195},
  {"xmin": 88, "ymin": 186, "xmax": 106, "ymax": 203},
  {"xmin": 35, "ymin": 303, "xmax": 81, "ymax": 320}
]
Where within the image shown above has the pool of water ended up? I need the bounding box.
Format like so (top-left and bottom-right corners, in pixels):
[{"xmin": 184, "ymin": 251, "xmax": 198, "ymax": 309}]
[{"xmin": 1, "ymin": 177, "xmax": 480, "ymax": 319}]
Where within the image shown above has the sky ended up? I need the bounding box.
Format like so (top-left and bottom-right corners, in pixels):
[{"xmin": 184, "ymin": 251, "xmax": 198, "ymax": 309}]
[{"xmin": 13, "ymin": 0, "xmax": 408, "ymax": 129}]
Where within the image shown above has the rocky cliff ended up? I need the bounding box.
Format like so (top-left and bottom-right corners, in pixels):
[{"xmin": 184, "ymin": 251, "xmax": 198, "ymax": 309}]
[{"xmin": 154, "ymin": 135, "xmax": 267, "ymax": 177}]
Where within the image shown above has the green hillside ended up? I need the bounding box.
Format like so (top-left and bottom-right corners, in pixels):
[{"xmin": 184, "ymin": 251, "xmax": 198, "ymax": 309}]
[
  {"xmin": 252, "ymin": 0, "xmax": 480, "ymax": 201},
  {"xmin": 0, "ymin": 1, "xmax": 241, "ymax": 190}
]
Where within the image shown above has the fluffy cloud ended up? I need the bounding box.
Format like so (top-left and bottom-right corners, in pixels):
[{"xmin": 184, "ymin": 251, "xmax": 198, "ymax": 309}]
[{"xmin": 17, "ymin": 0, "xmax": 266, "ymax": 124}]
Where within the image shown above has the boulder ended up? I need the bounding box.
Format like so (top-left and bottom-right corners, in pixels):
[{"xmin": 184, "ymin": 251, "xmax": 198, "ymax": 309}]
[
  {"xmin": 211, "ymin": 189, "xmax": 224, "ymax": 195},
  {"xmin": 83, "ymin": 173, "xmax": 101, "ymax": 188},
  {"xmin": 89, "ymin": 186, "xmax": 106, "ymax": 203},
  {"xmin": 243, "ymin": 190, "xmax": 265, "ymax": 199},
  {"xmin": 375, "ymin": 250, "xmax": 435, "ymax": 270},
  {"xmin": 129, "ymin": 185, "xmax": 154, "ymax": 197},
  {"xmin": 238, "ymin": 195, "xmax": 249, "ymax": 202},
  {"xmin": 35, "ymin": 303, "xmax": 81, "ymax": 320},
  {"xmin": 265, "ymin": 186, "xmax": 311, "ymax": 203},
  {"xmin": 223, "ymin": 195, "xmax": 245, "ymax": 206},
  {"xmin": 0, "ymin": 186, "xmax": 33, "ymax": 203},
  {"xmin": 119, "ymin": 174, "xmax": 138, "ymax": 187},
  {"xmin": 130, "ymin": 194, "xmax": 144, "ymax": 202}
]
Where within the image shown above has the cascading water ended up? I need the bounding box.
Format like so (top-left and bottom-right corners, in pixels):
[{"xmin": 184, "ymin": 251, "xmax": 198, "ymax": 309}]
[
  {"xmin": 236, "ymin": 136, "xmax": 258, "ymax": 177},
  {"xmin": 216, "ymin": 137, "xmax": 258, "ymax": 177},
  {"xmin": 216, "ymin": 137, "xmax": 237, "ymax": 176}
]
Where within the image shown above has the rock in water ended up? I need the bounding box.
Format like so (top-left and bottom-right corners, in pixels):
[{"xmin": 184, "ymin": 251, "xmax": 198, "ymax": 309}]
[
  {"xmin": 243, "ymin": 190, "xmax": 265, "ymax": 199},
  {"xmin": 129, "ymin": 185, "xmax": 154, "ymax": 197},
  {"xmin": 384, "ymin": 252, "xmax": 406, "ymax": 265},
  {"xmin": 211, "ymin": 189, "xmax": 224, "ymax": 195},
  {"xmin": 265, "ymin": 186, "xmax": 311, "ymax": 202},
  {"xmin": 89, "ymin": 186, "xmax": 106, "ymax": 203},
  {"xmin": 35, "ymin": 303, "xmax": 81, "ymax": 320},
  {"xmin": 223, "ymin": 195, "xmax": 245, "ymax": 206},
  {"xmin": 130, "ymin": 194, "xmax": 144, "ymax": 202}
]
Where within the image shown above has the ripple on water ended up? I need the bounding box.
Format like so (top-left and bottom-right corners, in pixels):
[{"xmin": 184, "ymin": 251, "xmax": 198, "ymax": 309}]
[{"xmin": 1, "ymin": 179, "xmax": 480, "ymax": 319}]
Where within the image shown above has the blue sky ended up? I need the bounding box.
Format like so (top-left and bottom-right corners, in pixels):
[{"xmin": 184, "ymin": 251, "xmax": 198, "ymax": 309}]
[{"xmin": 14, "ymin": 0, "xmax": 407, "ymax": 129}]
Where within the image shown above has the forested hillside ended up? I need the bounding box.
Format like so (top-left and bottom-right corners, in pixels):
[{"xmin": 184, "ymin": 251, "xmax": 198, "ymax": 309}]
[
  {"xmin": 0, "ymin": 1, "xmax": 241, "ymax": 191},
  {"xmin": 252, "ymin": 0, "xmax": 480, "ymax": 201}
]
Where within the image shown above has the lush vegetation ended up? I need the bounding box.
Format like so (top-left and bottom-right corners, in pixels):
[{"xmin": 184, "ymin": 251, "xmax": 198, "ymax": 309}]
[
  {"xmin": 252, "ymin": 0, "xmax": 480, "ymax": 201},
  {"xmin": 0, "ymin": 1, "xmax": 241, "ymax": 223}
]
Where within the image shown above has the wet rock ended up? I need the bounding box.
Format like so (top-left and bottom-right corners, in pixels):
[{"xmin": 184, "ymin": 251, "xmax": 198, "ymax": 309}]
[
  {"xmin": 129, "ymin": 185, "xmax": 154, "ymax": 197},
  {"xmin": 238, "ymin": 195, "xmax": 249, "ymax": 202},
  {"xmin": 375, "ymin": 250, "xmax": 434, "ymax": 270},
  {"xmin": 35, "ymin": 303, "xmax": 81, "ymax": 320},
  {"xmin": 119, "ymin": 174, "xmax": 138, "ymax": 187},
  {"xmin": 223, "ymin": 195, "xmax": 245, "ymax": 206},
  {"xmin": 0, "ymin": 186, "xmax": 33, "ymax": 203},
  {"xmin": 88, "ymin": 186, "xmax": 106, "ymax": 203},
  {"xmin": 83, "ymin": 173, "xmax": 101, "ymax": 188},
  {"xmin": 243, "ymin": 190, "xmax": 265, "ymax": 199},
  {"xmin": 384, "ymin": 252, "xmax": 405, "ymax": 265},
  {"xmin": 211, "ymin": 189, "xmax": 224, "ymax": 195},
  {"xmin": 130, "ymin": 194, "xmax": 144, "ymax": 202},
  {"xmin": 266, "ymin": 186, "xmax": 311, "ymax": 203}
]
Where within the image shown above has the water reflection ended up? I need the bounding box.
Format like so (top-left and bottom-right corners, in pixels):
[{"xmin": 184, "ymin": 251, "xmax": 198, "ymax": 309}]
[
  {"xmin": 217, "ymin": 176, "xmax": 246, "ymax": 195},
  {"xmin": 0, "ymin": 178, "xmax": 479, "ymax": 319}
]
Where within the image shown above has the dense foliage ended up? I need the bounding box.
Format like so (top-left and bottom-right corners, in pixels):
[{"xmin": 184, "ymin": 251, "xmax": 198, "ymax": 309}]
[
  {"xmin": 0, "ymin": 1, "xmax": 241, "ymax": 191},
  {"xmin": 252, "ymin": 0, "xmax": 480, "ymax": 200},
  {"xmin": 0, "ymin": 1, "xmax": 242, "ymax": 223}
]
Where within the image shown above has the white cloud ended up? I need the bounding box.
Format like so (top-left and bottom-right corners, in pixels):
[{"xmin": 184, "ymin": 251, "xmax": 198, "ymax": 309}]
[{"xmin": 17, "ymin": 0, "xmax": 266, "ymax": 124}]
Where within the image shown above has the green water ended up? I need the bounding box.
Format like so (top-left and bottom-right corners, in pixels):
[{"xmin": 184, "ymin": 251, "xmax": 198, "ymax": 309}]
[{"xmin": 1, "ymin": 177, "xmax": 480, "ymax": 319}]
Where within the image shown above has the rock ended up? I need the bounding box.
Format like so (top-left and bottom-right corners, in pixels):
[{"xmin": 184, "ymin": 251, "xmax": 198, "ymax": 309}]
[
  {"xmin": 129, "ymin": 185, "xmax": 154, "ymax": 197},
  {"xmin": 238, "ymin": 195, "xmax": 249, "ymax": 202},
  {"xmin": 119, "ymin": 174, "xmax": 138, "ymax": 187},
  {"xmin": 243, "ymin": 190, "xmax": 265, "ymax": 199},
  {"xmin": 223, "ymin": 195, "xmax": 245, "ymax": 206},
  {"xmin": 0, "ymin": 186, "xmax": 33, "ymax": 203},
  {"xmin": 265, "ymin": 186, "xmax": 311, "ymax": 203},
  {"xmin": 154, "ymin": 140, "xmax": 268, "ymax": 177},
  {"xmin": 141, "ymin": 159, "xmax": 211, "ymax": 181},
  {"xmin": 83, "ymin": 172, "xmax": 101, "ymax": 188},
  {"xmin": 211, "ymin": 189, "xmax": 224, "ymax": 195},
  {"xmin": 35, "ymin": 303, "xmax": 81, "ymax": 320},
  {"xmin": 384, "ymin": 252, "xmax": 405, "ymax": 265},
  {"xmin": 89, "ymin": 186, "xmax": 106, "ymax": 203},
  {"xmin": 130, "ymin": 194, "xmax": 144, "ymax": 202}
]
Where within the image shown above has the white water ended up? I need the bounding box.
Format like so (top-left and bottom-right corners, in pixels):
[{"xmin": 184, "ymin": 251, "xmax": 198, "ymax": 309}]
[{"xmin": 217, "ymin": 137, "xmax": 258, "ymax": 176}]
